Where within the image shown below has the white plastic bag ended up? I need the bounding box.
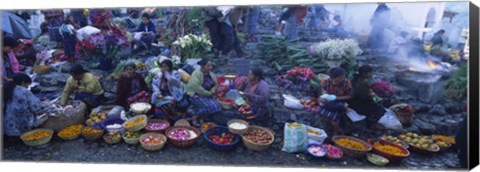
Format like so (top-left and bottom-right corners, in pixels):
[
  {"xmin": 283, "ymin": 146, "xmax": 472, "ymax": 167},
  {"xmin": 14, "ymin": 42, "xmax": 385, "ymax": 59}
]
[
  {"xmin": 378, "ymin": 108, "xmax": 403, "ymax": 130},
  {"xmin": 133, "ymin": 32, "xmax": 143, "ymax": 41},
  {"xmin": 76, "ymin": 26, "xmax": 100, "ymax": 40},
  {"xmin": 305, "ymin": 125, "xmax": 328, "ymax": 145},
  {"xmin": 282, "ymin": 122, "xmax": 308, "ymax": 153},
  {"xmin": 346, "ymin": 108, "xmax": 366, "ymax": 122},
  {"xmin": 283, "ymin": 94, "xmax": 304, "ymax": 110}
]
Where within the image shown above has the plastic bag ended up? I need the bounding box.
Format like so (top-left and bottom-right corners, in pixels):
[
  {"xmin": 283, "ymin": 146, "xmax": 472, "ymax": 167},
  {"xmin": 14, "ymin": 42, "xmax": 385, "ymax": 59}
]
[
  {"xmin": 305, "ymin": 125, "xmax": 328, "ymax": 145},
  {"xmin": 283, "ymin": 94, "xmax": 304, "ymax": 110},
  {"xmin": 107, "ymin": 106, "xmax": 124, "ymax": 117},
  {"xmin": 133, "ymin": 32, "xmax": 142, "ymax": 41},
  {"xmin": 282, "ymin": 122, "xmax": 308, "ymax": 153},
  {"xmin": 346, "ymin": 108, "xmax": 366, "ymax": 122},
  {"xmin": 378, "ymin": 108, "xmax": 403, "ymax": 130}
]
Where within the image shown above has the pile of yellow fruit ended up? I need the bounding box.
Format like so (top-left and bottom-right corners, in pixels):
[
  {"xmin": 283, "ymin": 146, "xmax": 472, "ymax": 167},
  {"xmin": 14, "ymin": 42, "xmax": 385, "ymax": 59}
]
[
  {"xmin": 82, "ymin": 127, "xmax": 103, "ymax": 135},
  {"xmin": 398, "ymin": 132, "xmax": 438, "ymax": 151},
  {"xmin": 336, "ymin": 138, "xmax": 368, "ymax": 151},
  {"xmin": 58, "ymin": 124, "xmax": 83, "ymax": 137},
  {"xmin": 307, "ymin": 129, "xmax": 321, "ymax": 136},
  {"xmin": 373, "ymin": 142, "xmax": 406, "ymax": 157},
  {"xmin": 380, "ymin": 135, "xmax": 404, "ymax": 147},
  {"xmin": 22, "ymin": 130, "xmax": 51, "ymax": 141},
  {"xmin": 86, "ymin": 111, "xmax": 107, "ymax": 126},
  {"xmin": 125, "ymin": 116, "xmax": 145, "ymax": 128}
]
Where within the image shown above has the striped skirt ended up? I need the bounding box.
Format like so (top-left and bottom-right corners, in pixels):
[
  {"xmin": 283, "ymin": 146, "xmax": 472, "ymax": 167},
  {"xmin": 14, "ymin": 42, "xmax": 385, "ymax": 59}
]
[
  {"xmin": 190, "ymin": 95, "xmax": 222, "ymax": 117},
  {"xmin": 318, "ymin": 101, "xmax": 347, "ymax": 125}
]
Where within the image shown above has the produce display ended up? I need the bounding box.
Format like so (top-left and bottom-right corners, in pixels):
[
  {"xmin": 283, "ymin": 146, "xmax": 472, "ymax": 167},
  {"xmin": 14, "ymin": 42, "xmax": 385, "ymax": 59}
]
[
  {"xmin": 104, "ymin": 132, "xmax": 122, "ymax": 140},
  {"xmin": 398, "ymin": 132, "xmax": 438, "ymax": 151},
  {"xmin": 125, "ymin": 116, "xmax": 146, "ymax": 128},
  {"xmin": 169, "ymin": 128, "xmax": 196, "ymax": 140},
  {"xmin": 228, "ymin": 122, "xmax": 247, "ymax": 130},
  {"xmin": 373, "ymin": 142, "xmax": 407, "ymax": 156},
  {"xmin": 300, "ymin": 98, "xmax": 320, "ymax": 113},
  {"xmin": 336, "ymin": 138, "xmax": 368, "ymax": 151},
  {"xmin": 141, "ymin": 134, "xmax": 166, "ymax": 145},
  {"xmin": 22, "ymin": 130, "xmax": 51, "ymax": 141},
  {"xmin": 380, "ymin": 135, "xmax": 406, "ymax": 147},
  {"xmin": 58, "ymin": 124, "xmax": 83, "ymax": 137},
  {"xmin": 367, "ymin": 153, "xmax": 389, "ymax": 166},
  {"xmin": 307, "ymin": 145, "xmax": 327, "ymax": 157},
  {"xmin": 432, "ymin": 135, "xmax": 456, "ymax": 144},
  {"xmin": 123, "ymin": 131, "xmax": 140, "ymax": 139},
  {"xmin": 82, "ymin": 127, "xmax": 103, "ymax": 135},
  {"xmin": 323, "ymin": 144, "xmax": 343, "ymax": 159},
  {"xmin": 86, "ymin": 111, "xmax": 107, "ymax": 126},
  {"xmin": 209, "ymin": 133, "xmax": 235, "ymax": 145},
  {"xmin": 307, "ymin": 129, "xmax": 322, "ymax": 136},
  {"xmin": 243, "ymin": 129, "xmax": 273, "ymax": 144},
  {"xmin": 146, "ymin": 122, "xmax": 169, "ymax": 131}
]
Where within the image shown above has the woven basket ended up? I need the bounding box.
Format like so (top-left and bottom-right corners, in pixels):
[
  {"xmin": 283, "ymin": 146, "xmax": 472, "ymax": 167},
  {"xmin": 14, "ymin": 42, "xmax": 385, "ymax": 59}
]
[
  {"xmin": 396, "ymin": 111, "xmax": 413, "ymax": 127},
  {"xmin": 322, "ymin": 144, "xmax": 344, "ymax": 160},
  {"xmin": 20, "ymin": 129, "xmax": 54, "ymax": 147},
  {"xmin": 130, "ymin": 102, "xmax": 152, "ymax": 114},
  {"xmin": 123, "ymin": 115, "xmax": 147, "ymax": 132},
  {"xmin": 165, "ymin": 126, "xmax": 201, "ymax": 148},
  {"xmin": 81, "ymin": 127, "xmax": 104, "ymax": 141},
  {"xmin": 217, "ymin": 98, "xmax": 233, "ymax": 110},
  {"xmin": 103, "ymin": 135, "xmax": 123, "ymax": 144},
  {"xmin": 41, "ymin": 101, "xmax": 86, "ymax": 132},
  {"xmin": 241, "ymin": 126, "xmax": 275, "ymax": 151},
  {"xmin": 332, "ymin": 135, "xmax": 372, "ymax": 158},
  {"xmin": 123, "ymin": 136, "xmax": 140, "ymax": 145},
  {"xmin": 227, "ymin": 119, "xmax": 249, "ymax": 135},
  {"xmin": 174, "ymin": 119, "xmax": 190, "ymax": 127},
  {"xmin": 139, "ymin": 133, "xmax": 167, "ymax": 151},
  {"xmin": 58, "ymin": 133, "xmax": 81, "ymax": 141},
  {"xmin": 145, "ymin": 119, "xmax": 170, "ymax": 133},
  {"xmin": 33, "ymin": 66, "xmax": 51, "ymax": 75}
]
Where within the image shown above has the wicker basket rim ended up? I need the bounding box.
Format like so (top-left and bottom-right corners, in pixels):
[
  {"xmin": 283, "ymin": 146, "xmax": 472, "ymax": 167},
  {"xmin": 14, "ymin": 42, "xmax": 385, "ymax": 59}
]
[
  {"xmin": 123, "ymin": 115, "xmax": 147, "ymax": 127},
  {"xmin": 241, "ymin": 126, "xmax": 275, "ymax": 146},
  {"xmin": 139, "ymin": 133, "xmax": 167, "ymax": 145},
  {"xmin": 165, "ymin": 126, "xmax": 201, "ymax": 140},
  {"xmin": 332, "ymin": 135, "xmax": 373, "ymax": 152},
  {"xmin": 370, "ymin": 139, "xmax": 410, "ymax": 157},
  {"xmin": 20, "ymin": 128, "xmax": 54, "ymax": 141},
  {"xmin": 396, "ymin": 134, "xmax": 440, "ymax": 153}
]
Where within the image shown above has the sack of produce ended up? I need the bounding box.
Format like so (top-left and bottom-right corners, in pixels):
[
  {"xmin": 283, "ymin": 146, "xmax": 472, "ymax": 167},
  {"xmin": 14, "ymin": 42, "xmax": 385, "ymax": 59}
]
[
  {"xmin": 305, "ymin": 125, "xmax": 328, "ymax": 145},
  {"xmin": 378, "ymin": 109, "xmax": 403, "ymax": 130},
  {"xmin": 282, "ymin": 122, "xmax": 308, "ymax": 153},
  {"xmin": 283, "ymin": 94, "xmax": 304, "ymax": 110}
]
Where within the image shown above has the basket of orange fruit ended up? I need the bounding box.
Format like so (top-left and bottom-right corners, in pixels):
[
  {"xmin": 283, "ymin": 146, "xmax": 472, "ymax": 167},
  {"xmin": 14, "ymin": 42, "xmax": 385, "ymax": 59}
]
[{"xmin": 20, "ymin": 128, "xmax": 54, "ymax": 146}]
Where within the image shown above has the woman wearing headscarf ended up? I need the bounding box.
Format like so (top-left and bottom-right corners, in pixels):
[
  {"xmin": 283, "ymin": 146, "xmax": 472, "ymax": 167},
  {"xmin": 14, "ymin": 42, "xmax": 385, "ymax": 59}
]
[
  {"xmin": 186, "ymin": 58, "xmax": 222, "ymax": 126},
  {"xmin": 238, "ymin": 67, "xmax": 270, "ymax": 125},
  {"xmin": 116, "ymin": 63, "xmax": 149, "ymax": 110}
]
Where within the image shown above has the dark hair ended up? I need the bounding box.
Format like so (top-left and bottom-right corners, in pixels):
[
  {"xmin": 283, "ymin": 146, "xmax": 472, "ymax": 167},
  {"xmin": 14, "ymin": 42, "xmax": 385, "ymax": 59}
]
[
  {"xmin": 251, "ymin": 67, "xmax": 265, "ymax": 80},
  {"xmin": 64, "ymin": 15, "xmax": 74, "ymax": 24},
  {"xmin": 70, "ymin": 64, "xmax": 88, "ymax": 75},
  {"xmin": 197, "ymin": 58, "xmax": 210, "ymax": 67},
  {"xmin": 3, "ymin": 73, "xmax": 32, "ymax": 104},
  {"xmin": 40, "ymin": 22, "xmax": 49, "ymax": 34},
  {"xmin": 124, "ymin": 63, "xmax": 137, "ymax": 70},
  {"xmin": 351, "ymin": 65, "xmax": 373, "ymax": 86},
  {"xmin": 160, "ymin": 60, "xmax": 173, "ymax": 72},
  {"xmin": 142, "ymin": 13, "xmax": 150, "ymax": 20},
  {"xmin": 328, "ymin": 67, "xmax": 346, "ymax": 79},
  {"xmin": 3, "ymin": 36, "xmax": 19, "ymax": 48}
]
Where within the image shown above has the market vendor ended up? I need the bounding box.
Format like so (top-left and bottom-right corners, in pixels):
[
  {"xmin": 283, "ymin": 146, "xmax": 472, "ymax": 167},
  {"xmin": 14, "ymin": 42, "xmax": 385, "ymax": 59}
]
[
  {"xmin": 348, "ymin": 65, "xmax": 386, "ymax": 130},
  {"xmin": 59, "ymin": 15, "xmax": 78, "ymax": 64},
  {"xmin": 202, "ymin": 7, "xmax": 223, "ymax": 58},
  {"xmin": 318, "ymin": 67, "xmax": 353, "ymax": 136},
  {"xmin": 237, "ymin": 68, "xmax": 270, "ymax": 125},
  {"xmin": 186, "ymin": 58, "xmax": 222, "ymax": 127},
  {"xmin": 151, "ymin": 60, "xmax": 190, "ymax": 121},
  {"xmin": 60, "ymin": 64, "xmax": 104, "ymax": 110},
  {"xmin": 116, "ymin": 63, "xmax": 149, "ymax": 110},
  {"xmin": 3, "ymin": 73, "xmax": 49, "ymax": 139},
  {"xmin": 275, "ymin": 5, "xmax": 308, "ymax": 40},
  {"xmin": 2, "ymin": 36, "xmax": 22, "ymax": 82},
  {"xmin": 135, "ymin": 13, "xmax": 157, "ymax": 52}
]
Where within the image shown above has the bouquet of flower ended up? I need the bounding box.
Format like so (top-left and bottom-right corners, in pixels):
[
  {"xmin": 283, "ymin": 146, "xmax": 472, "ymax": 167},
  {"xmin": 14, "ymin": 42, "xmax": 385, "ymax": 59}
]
[
  {"xmin": 371, "ymin": 81, "xmax": 395, "ymax": 97},
  {"xmin": 172, "ymin": 34, "xmax": 212, "ymax": 60},
  {"xmin": 89, "ymin": 10, "xmax": 113, "ymax": 29},
  {"xmin": 83, "ymin": 32, "xmax": 130, "ymax": 59},
  {"xmin": 310, "ymin": 39, "xmax": 363, "ymax": 60}
]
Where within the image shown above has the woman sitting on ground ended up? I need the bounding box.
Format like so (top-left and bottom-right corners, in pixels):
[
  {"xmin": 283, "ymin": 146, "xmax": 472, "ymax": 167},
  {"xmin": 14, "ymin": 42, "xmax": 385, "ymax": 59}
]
[
  {"xmin": 151, "ymin": 59, "xmax": 189, "ymax": 121},
  {"xmin": 348, "ymin": 65, "xmax": 386, "ymax": 130},
  {"xmin": 3, "ymin": 73, "xmax": 49, "ymax": 139},
  {"xmin": 318, "ymin": 67, "xmax": 353, "ymax": 136},
  {"xmin": 60, "ymin": 64, "xmax": 104, "ymax": 110},
  {"xmin": 116, "ymin": 63, "xmax": 149, "ymax": 110},
  {"xmin": 186, "ymin": 58, "xmax": 222, "ymax": 127},
  {"xmin": 238, "ymin": 68, "xmax": 270, "ymax": 125}
]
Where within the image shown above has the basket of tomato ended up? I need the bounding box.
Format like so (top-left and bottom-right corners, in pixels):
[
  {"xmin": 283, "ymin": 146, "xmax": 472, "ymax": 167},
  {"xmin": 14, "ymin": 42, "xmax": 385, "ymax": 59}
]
[{"xmin": 204, "ymin": 126, "xmax": 240, "ymax": 151}]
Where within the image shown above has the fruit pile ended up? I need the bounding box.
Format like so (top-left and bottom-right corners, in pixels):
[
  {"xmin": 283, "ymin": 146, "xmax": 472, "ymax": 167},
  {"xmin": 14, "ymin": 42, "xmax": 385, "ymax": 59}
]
[
  {"xmin": 398, "ymin": 132, "xmax": 438, "ymax": 151},
  {"xmin": 243, "ymin": 129, "xmax": 273, "ymax": 144},
  {"xmin": 209, "ymin": 133, "xmax": 235, "ymax": 145},
  {"xmin": 104, "ymin": 132, "xmax": 121, "ymax": 140},
  {"xmin": 146, "ymin": 122, "xmax": 168, "ymax": 131},
  {"xmin": 307, "ymin": 129, "xmax": 322, "ymax": 136},
  {"xmin": 432, "ymin": 135, "xmax": 455, "ymax": 144},
  {"xmin": 82, "ymin": 127, "xmax": 103, "ymax": 135},
  {"xmin": 141, "ymin": 135, "xmax": 166, "ymax": 145},
  {"xmin": 307, "ymin": 145, "xmax": 327, "ymax": 157},
  {"xmin": 22, "ymin": 130, "xmax": 50, "ymax": 141},
  {"xmin": 169, "ymin": 128, "xmax": 196, "ymax": 140},
  {"xmin": 58, "ymin": 124, "xmax": 83, "ymax": 137},
  {"xmin": 123, "ymin": 131, "xmax": 140, "ymax": 139},
  {"xmin": 300, "ymin": 98, "xmax": 320, "ymax": 113},
  {"xmin": 86, "ymin": 111, "xmax": 107, "ymax": 126},
  {"xmin": 373, "ymin": 142, "xmax": 406, "ymax": 156},
  {"xmin": 380, "ymin": 135, "xmax": 405, "ymax": 147},
  {"xmin": 125, "ymin": 116, "xmax": 145, "ymax": 128},
  {"xmin": 323, "ymin": 144, "xmax": 343, "ymax": 159},
  {"xmin": 336, "ymin": 138, "xmax": 368, "ymax": 151}
]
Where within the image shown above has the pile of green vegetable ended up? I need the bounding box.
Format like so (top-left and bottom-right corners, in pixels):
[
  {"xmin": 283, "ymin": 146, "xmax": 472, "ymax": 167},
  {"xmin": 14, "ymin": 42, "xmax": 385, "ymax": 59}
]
[{"xmin": 445, "ymin": 63, "xmax": 467, "ymax": 100}]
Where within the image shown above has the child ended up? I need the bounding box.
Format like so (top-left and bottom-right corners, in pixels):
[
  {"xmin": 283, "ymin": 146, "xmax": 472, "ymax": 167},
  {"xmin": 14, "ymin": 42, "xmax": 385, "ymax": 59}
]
[{"xmin": 59, "ymin": 15, "xmax": 77, "ymax": 64}]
